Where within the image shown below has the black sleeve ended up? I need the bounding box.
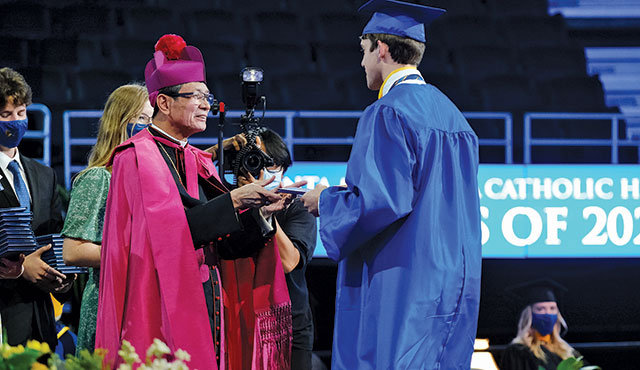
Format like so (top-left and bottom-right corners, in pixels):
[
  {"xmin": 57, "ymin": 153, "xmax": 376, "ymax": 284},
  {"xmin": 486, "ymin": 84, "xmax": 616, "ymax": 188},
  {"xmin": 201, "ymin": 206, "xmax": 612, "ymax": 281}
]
[
  {"xmin": 216, "ymin": 208, "xmax": 276, "ymax": 260},
  {"xmin": 49, "ymin": 170, "xmax": 64, "ymax": 233},
  {"xmin": 185, "ymin": 192, "xmax": 275, "ymax": 258},
  {"xmin": 499, "ymin": 344, "xmax": 538, "ymax": 370},
  {"xmin": 185, "ymin": 193, "xmax": 243, "ymax": 248},
  {"xmin": 276, "ymin": 200, "xmax": 317, "ymax": 270}
]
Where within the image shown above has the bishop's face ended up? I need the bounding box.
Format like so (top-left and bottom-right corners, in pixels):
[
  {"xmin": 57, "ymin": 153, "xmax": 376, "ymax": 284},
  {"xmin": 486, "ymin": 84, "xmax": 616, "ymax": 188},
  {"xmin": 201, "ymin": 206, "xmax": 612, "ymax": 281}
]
[{"xmin": 360, "ymin": 38, "xmax": 383, "ymax": 91}]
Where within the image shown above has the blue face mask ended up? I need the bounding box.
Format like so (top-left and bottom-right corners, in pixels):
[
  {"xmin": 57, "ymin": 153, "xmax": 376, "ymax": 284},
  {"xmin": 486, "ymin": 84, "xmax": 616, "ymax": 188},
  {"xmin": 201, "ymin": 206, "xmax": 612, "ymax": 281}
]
[
  {"xmin": 532, "ymin": 313, "xmax": 558, "ymax": 336},
  {"xmin": 0, "ymin": 118, "xmax": 28, "ymax": 148},
  {"xmin": 264, "ymin": 168, "xmax": 283, "ymax": 190},
  {"xmin": 126, "ymin": 123, "xmax": 150, "ymax": 138}
]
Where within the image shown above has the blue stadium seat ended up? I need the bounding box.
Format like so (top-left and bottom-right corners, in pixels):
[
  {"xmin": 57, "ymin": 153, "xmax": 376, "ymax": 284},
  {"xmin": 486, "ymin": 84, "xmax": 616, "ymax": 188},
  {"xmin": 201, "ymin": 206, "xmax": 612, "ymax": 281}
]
[
  {"xmin": 502, "ymin": 15, "xmax": 570, "ymax": 48},
  {"xmin": 315, "ymin": 43, "xmax": 363, "ymax": 77},
  {"xmin": 249, "ymin": 11, "xmax": 310, "ymax": 45},
  {"xmin": 0, "ymin": 0, "xmax": 49, "ymax": 38},
  {"xmin": 71, "ymin": 69, "xmax": 133, "ymax": 108},
  {"xmin": 198, "ymin": 41, "xmax": 246, "ymax": 76},
  {"xmin": 475, "ymin": 74, "xmax": 540, "ymax": 112},
  {"xmin": 538, "ymin": 75, "xmax": 608, "ymax": 113},
  {"xmin": 313, "ymin": 12, "xmax": 366, "ymax": 45},
  {"xmin": 430, "ymin": 15, "xmax": 508, "ymax": 48},
  {"xmin": 247, "ymin": 42, "xmax": 313, "ymax": 76},
  {"xmin": 520, "ymin": 45, "xmax": 587, "ymax": 83},
  {"xmin": 453, "ymin": 46, "xmax": 519, "ymax": 84},
  {"xmin": 122, "ymin": 7, "xmax": 185, "ymax": 41},
  {"xmin": 50, "ymin": 5, "xmax": 115, "ymax": 37},
  {"xmin": 488, "ymin": 0, "xmax": 549, "ymax": 17},
  {"xmin": 276, "ymin": 73, "xmax": 349, "ymax": 110},
  {"xmin": 0, "ymin": 37, "xmax": 27, "ymax": 68},
  {"xmin": 183, "ymin": 9, "xmax": 247, "ymax": 46}
]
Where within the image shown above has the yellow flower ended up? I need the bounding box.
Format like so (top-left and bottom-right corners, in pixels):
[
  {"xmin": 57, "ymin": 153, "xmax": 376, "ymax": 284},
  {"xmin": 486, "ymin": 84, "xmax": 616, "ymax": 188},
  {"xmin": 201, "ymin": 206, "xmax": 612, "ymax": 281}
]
[
  {"xmin": 2, "ymin": 344, "xmax": 25, "ymax": 358},
  {"xmin": 31, "ymin": 363, "xmax": 48, "ymax": 370},
  {"xmin": 26, "ymin": 340, "xmax": 51, "ymax": 354}
]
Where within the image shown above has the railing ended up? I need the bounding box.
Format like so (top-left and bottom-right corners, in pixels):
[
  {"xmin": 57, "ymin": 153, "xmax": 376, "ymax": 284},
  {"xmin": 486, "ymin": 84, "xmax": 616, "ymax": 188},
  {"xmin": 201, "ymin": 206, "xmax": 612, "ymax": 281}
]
[
  {"xmin": 524, "ymin": 112, "xmax": 640, "ymax": 164},
  {"xmin": 24, "ymin": 104, "xmax": 51, "ymax": 166},
  {"xmin": 62, "ymin": 109, "xmax": 513, "ymax": 188}
]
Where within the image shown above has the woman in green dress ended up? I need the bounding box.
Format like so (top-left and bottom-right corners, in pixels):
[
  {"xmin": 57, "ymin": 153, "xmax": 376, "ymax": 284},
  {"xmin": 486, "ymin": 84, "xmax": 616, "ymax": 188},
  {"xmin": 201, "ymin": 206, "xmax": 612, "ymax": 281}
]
[{"xmin": 61, "ymin": 83, "xmax": 152, "ymax": 353}]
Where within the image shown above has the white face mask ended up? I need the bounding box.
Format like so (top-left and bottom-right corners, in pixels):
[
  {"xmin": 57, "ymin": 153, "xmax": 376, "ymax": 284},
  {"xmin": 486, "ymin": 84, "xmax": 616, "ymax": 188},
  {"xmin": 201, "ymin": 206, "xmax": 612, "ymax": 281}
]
[{"xmin": 264, "ymin": 168, "xmax": 283, "ymax": 190}]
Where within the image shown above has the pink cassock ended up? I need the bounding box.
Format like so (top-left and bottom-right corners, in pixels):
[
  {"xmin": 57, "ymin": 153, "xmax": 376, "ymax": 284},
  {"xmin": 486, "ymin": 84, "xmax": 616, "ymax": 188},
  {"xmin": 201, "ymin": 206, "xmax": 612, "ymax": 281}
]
[{"xmin": 95, "ymin": 130, "xmax": 291, "ymax": 370}]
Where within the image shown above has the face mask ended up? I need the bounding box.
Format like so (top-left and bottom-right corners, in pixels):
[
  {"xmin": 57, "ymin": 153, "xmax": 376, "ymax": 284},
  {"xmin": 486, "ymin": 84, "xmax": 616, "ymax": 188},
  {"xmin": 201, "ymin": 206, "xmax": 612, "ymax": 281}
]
[
  {"xmin": 264, "ymin": 168, "xmax": 283, "ymax": 190},
  {"xmin": 0, "ymin": 118, "xmax": 28, "ymax": 148},
  {"xmin": 531, "ymin": 313, "xmax": 558, "ymax": 336},
  {"xmin": 126, "ymin": 123, "xmax": 150, "ymax": 138}
]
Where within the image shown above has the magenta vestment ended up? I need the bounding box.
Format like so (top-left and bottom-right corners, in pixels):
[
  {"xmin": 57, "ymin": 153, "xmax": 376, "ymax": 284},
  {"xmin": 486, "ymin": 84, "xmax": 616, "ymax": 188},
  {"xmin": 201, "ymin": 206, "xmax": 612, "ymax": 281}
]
[{"xmin": 95, "ymin": 130, "xmax": 291, "ymax": 369}]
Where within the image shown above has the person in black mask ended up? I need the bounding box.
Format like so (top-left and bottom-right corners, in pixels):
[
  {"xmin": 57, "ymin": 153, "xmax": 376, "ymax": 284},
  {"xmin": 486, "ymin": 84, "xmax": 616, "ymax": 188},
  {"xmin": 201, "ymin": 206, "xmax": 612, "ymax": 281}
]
[
  {"xmin": 0, "ymin": 67, "xmax": 74, "ymax": 348},
  {"xmin": 500, "ymin": 278, "xmax": 587, "ymax": 370}
]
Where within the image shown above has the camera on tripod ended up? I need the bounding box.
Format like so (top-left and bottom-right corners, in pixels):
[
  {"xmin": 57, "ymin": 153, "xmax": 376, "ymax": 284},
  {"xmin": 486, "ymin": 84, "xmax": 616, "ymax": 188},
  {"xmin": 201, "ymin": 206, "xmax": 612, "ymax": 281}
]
[{"xmin": 222, "ymin": 67, "xmax": 274, "ymax": 184}]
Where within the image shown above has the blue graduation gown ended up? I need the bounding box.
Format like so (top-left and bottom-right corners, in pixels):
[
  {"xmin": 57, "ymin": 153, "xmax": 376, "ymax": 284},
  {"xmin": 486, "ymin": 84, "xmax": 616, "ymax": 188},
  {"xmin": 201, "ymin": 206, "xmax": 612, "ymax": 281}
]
[{"xmin": 319, "ymin": 81, "xmax": 482, "ymax": 369}]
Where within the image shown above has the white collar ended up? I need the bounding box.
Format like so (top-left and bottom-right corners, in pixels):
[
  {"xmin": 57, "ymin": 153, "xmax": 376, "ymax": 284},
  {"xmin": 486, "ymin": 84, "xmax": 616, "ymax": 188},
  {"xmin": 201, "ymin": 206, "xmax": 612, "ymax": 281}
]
[
  {"xmin": 150, "ymin": 124, "xmax": 188, "ymax": 147},
  {"xmin": 378, "ymin": 67, "xmax": 423, "ymax": 99},
  {"xmin": 0, "ymin": 148, "xmax": 24, "ymax": 173}
]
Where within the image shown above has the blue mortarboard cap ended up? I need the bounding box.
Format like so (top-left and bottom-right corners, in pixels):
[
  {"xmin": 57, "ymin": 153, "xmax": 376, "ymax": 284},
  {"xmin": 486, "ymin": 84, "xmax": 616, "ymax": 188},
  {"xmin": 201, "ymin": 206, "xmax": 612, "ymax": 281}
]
[{"xmin": 359, "ymin": 0, "xmax": 445, "ymax": 42}]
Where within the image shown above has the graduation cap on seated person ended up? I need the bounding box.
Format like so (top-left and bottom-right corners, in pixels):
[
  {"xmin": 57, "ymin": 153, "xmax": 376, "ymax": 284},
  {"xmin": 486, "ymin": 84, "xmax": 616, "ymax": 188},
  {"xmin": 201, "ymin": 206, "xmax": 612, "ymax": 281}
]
[
  {"xmin": 505, "ymin": 278, "xmax": 568, "ymax": 309},
  {"xmin": 358, "ymin": 0, "xmax": 446, "ymax": 43}
]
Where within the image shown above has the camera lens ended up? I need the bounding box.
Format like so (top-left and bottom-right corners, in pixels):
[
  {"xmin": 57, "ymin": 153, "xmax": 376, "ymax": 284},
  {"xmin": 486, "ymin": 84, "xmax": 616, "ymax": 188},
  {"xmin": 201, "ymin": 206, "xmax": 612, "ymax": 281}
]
[{"xmin": 242, "ymin": 150, "xmax": 264, "ymax": 175}]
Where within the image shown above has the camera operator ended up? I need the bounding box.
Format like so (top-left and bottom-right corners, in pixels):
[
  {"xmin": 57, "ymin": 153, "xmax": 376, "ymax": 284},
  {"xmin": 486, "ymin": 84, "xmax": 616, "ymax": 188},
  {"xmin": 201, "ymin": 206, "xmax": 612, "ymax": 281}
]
[
  {"xmin": 95, "ymin": 34, "xmax": 291, "ymax": 370},
  {"xmin": 237, "ymin": 128, "xmax": 317, "ymax": 370}
]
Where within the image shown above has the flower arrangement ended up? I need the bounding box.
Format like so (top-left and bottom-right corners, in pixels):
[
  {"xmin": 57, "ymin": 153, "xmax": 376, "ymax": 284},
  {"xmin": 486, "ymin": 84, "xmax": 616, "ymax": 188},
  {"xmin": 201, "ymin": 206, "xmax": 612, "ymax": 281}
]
[{"xmin": 0, "ymin": 338, "xmax": 191, "ymax": 370}]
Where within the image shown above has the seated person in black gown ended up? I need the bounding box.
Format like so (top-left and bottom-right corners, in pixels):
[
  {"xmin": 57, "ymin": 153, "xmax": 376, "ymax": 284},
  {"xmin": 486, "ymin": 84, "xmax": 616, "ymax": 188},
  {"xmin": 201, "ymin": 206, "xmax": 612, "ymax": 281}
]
[{"xmin": 500, "ymin": 279, "xmax": 587, "ymax": 370}]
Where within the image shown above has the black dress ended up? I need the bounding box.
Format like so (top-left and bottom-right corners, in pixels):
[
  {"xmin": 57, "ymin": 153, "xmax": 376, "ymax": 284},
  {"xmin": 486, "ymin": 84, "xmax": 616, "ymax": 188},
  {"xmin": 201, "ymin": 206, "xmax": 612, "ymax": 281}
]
[{"xmin": 500, "ymin": 343, "xmax": 564, "ymax": 370}]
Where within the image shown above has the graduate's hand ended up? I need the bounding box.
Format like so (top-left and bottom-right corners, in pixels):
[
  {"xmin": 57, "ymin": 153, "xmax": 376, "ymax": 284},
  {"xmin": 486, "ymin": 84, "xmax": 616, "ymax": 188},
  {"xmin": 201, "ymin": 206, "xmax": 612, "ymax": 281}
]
[
  {"xmin": 22, "ymin": 244, "xmax": 67, "ymax": 291},
  {"xmin": 229, "ymin": 176, "xmax": 282, "ymax": 209},
  {"xmin": 301, "ymin": 184, "xmax": 328, "ymax": 217},
  {"xmin": 0, "ymin": 255, "xmax": 25, "ymax": 279}
]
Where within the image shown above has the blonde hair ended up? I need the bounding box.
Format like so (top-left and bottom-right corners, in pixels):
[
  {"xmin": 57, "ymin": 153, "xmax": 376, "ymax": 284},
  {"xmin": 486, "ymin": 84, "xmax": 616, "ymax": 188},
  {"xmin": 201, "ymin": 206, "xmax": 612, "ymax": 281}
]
[
  {"xmin": 511, "ymin": 305, "xmax": 575, "ymax": 363},
  {"xmin": 81, "ymin": 83, "xmax": 148, "ymax": 174}
]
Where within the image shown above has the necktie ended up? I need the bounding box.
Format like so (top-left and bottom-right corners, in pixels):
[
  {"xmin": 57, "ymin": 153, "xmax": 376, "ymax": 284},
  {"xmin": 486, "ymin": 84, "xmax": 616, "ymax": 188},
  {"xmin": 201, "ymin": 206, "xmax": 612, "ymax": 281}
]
[{"xmin": 7, "ymin": 160, "xmax": 30, "ymax": 213}]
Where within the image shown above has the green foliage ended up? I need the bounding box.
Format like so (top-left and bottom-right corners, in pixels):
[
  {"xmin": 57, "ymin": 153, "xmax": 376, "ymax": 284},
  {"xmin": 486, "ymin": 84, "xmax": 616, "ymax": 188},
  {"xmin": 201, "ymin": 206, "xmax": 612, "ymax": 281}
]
[{"xmin": 62, "ymin": 349, "xmax": 105, "ymax": 370}]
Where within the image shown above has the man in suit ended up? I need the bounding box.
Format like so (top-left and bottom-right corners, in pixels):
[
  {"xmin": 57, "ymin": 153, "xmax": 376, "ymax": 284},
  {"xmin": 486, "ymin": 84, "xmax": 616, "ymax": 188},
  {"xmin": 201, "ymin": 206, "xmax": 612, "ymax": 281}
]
[{"xmin": 0, "ymin": 67, "xmax": 73, "ymax": 348}]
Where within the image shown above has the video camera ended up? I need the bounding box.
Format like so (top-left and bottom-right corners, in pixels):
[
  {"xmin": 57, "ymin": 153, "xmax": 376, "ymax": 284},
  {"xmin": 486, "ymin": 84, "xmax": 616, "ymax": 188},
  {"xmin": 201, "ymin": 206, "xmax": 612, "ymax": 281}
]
[{"xmin": 220, "ymin": 67, "xmax": 274, "ymax": 186}]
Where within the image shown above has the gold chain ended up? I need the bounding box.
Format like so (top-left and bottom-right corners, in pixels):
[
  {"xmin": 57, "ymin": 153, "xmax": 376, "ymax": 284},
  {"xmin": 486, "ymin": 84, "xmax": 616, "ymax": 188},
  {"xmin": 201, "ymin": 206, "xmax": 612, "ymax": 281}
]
[{"xmin": 157, "ymin": 142, "xmax": 185, "ymax": 187}]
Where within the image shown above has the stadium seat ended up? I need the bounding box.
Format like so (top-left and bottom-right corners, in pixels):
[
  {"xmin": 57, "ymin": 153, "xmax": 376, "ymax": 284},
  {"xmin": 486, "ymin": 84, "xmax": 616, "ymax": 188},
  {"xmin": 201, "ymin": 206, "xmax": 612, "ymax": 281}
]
[
  {"xmin": 247, "ymin": 42, "xmax": 313, "ymax": 76},
  {"xmin": 0, "ymin": 37, "xmax": 27, "ymax": 68},
  {"xmin": 502, "ymin": 15, "xmax": 570, "ymax": 49},
  {"xmin": 520, "ymin": 45, "xmax": 587, "ymax": 83},
  {"xmin": 249, "ymin": 11, "xmax": 310, "ymax": 45},
  {"xmin": 453, "ymin": 46, "xmax": 519, "ymax": 84},
  {"xmin": 538, "ymin": 75, "xmax": 608, "ymax": 112},
  {"xmin": 430, "ymin": 15, "xmax": 508, "ymax": 49},
  {"xmin": 0, "ymin": 0, "xmax": 49, "ymax": 39},
  {"xmin": 275, "ymin": 73, "xmax": 349, "ymax": 110},
  {"xmin": 315, "ymin": 43, "xmax": 364, "ymax": 77},
  {"xmin": 474, "ymin": 74, "xmax": 540, "ymax": 112},
  {"xmin": 121, "ymin": 7, "xmax": 185, "ymax": 41},
  {"xmin": 313, "ymin": 12, "xmax": 367, "ymax": 44},
  {"xmin": 488, "ymin": 0, "xmax": 549, "ymax": 17},
  {"xmin": 112, "ymin": 38, "xmax": 154, "ymax": 79},
  {"xmin": 183, "ymin": 9, "xmax": 247, "ymax": 46},
  {"xmin": 50, "ymin": 5, "xmax": 115, "ymax": 37},
  {"xmin": 71, "ymin": 69, "xmax": 133, "ymax": 108},
  {"xmin": 418, "ymin": 45, "xmax": 453, "ymax": 75}
]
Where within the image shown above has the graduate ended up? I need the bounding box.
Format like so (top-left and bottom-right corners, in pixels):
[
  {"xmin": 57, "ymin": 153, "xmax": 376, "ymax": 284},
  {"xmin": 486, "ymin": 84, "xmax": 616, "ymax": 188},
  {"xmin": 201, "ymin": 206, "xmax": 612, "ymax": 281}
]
[
  {"xmin": 301, "ymin": 1, "xmax": 482, "ymax": 368},
  {"xmin": 501, "ymin": 279, "xmax": 588, "ymax": 370}
]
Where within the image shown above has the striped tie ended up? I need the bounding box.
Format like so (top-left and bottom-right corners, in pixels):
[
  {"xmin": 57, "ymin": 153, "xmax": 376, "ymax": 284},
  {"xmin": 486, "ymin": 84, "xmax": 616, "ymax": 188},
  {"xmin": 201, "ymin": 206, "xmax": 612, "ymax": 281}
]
[{"xmin": 7, "ymin": 160, "xmax": 30, "ymax": 213}]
